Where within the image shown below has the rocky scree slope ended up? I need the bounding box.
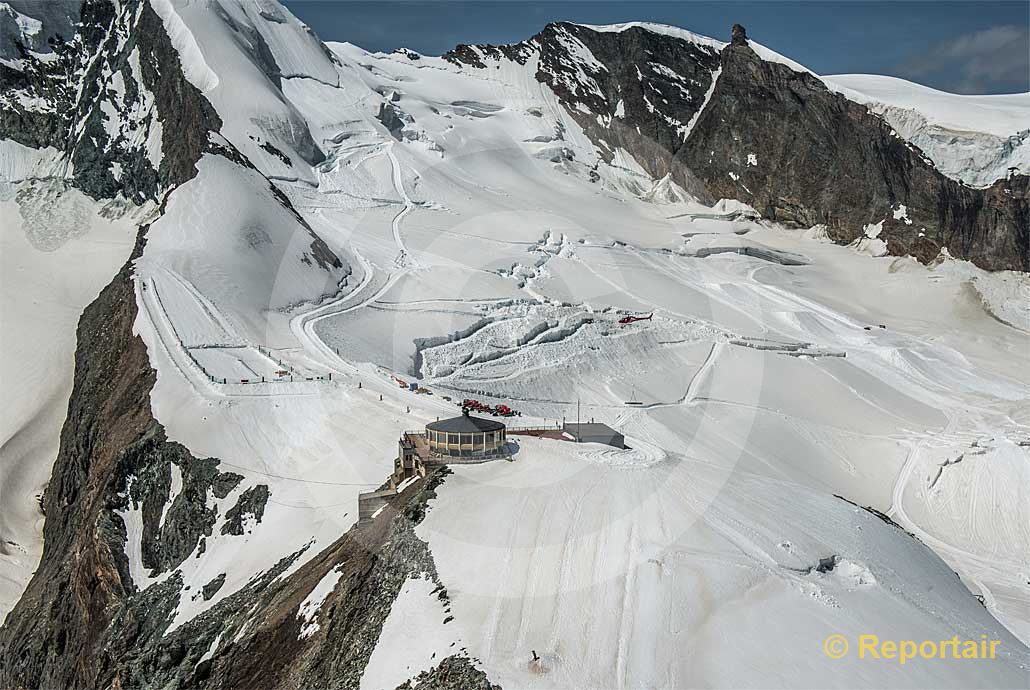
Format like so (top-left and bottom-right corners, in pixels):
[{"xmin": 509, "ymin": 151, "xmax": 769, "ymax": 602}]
[{"xmin": 446, "ymin": 22, "xmax": 1028, "ymax": 271}]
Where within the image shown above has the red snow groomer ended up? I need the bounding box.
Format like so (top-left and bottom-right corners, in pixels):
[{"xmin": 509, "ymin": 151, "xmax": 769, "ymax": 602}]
[
  {"xmin": 493, "ymin": 405, "xmax": 517, "ymax": 417},
  {"xmin": 619, "ymin": 312, "xmax": 653, "ymax": 325}
]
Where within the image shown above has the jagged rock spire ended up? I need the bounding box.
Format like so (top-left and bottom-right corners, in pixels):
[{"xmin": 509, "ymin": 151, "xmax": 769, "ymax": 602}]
[{"xmin": 731, "ymin": 23, "xmax": 748, "ymax": 45}]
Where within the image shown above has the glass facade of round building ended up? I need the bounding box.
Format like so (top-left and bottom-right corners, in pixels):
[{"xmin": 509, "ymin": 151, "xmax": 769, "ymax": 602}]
[{"xmin": 425, "ymin": 411, "xmax": 506, "ymax": 458}]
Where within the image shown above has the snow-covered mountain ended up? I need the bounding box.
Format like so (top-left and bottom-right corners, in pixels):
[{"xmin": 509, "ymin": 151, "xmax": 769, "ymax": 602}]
[
  {"xmin": 826, "ymin": 74, "xmax": 1030, "ymax": 188},
  {"xmin": 1, "ymin": 2, "xmax": 1028, "ymax": 688},
  {"xmin": 439, "ymin": 21, "xmax": 1029, "ymax": 271}
]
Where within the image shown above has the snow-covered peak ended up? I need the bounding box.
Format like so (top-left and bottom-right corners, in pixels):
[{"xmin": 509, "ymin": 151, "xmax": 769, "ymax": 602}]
[
  {"xmin": 572, "ymin": 20, "xmax": 816, "ymax": 75},
  {"xmin": 572, "ymin": 21, "xmax": 727, "ymax": 52},
  {"xmin": 825, "ymin": 74, "xmax": 1030, "ymax": 138},
  {"xmin": 150, "ymin": 0, "xmax": 347, "ymax": 183},
  {"xmin": 826, "ymin": 74, "xmax": 1030, "ymax": 186}
]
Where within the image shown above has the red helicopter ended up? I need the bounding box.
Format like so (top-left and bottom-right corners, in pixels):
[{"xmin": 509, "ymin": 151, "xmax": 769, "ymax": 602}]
[{"xmin": 618, "ymin": 313, "xmax": 653, "ymax": 325}]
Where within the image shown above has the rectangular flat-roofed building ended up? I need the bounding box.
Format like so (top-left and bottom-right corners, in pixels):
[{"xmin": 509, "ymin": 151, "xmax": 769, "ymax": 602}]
[{"xmin": 562, "ymin": 422, "xmax": 625, "ymax": 449}]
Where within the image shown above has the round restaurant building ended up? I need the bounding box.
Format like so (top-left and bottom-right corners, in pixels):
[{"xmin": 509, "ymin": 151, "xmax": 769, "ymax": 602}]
[{"xmin": 426, "ymin": 409, "xmax": 506, "ymax": 458}]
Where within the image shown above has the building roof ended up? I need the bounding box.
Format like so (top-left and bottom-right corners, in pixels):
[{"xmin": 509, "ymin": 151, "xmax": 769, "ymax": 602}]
[
  {"xmin": 563, "ymin": 422, "xmax": 622, "ymax": 436},
  {"xmin": 427, "ymin": 410, "xmax": 505, "ymax": 433},
  {"xmin": 563, "ymin": 422, "xmax": 624, "ymax": 446}
]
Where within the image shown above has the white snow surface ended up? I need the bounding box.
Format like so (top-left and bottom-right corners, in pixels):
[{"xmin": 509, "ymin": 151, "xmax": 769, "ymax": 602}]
[
  {"xmin": 360, "ymin": 576, "xmax": 463, "ymax": 690},
  {"xmin": 2, "ymin": 3, "xmax": 1029, "ymax": 685},
  {"xmin": 825, "ymin": 74, "xmax": 1030, "ymax": 185},
  {"xmin": 0, "ymin": 184, "xmax": 142, "ymax": 623},
  {"xmin": 0, "ymin": 140, "xmax": 60, "ymax": 184},
  {"xmin": 418, "ymin": 440, "xmax": 1026, "ymax": 688},
  {"xmin": 825, "ymin": 74, "xmax": 1030, "ymax": 138},
  {"xmin": 296, "ymin": 566, "xmax": 343, "ymax": 639}
]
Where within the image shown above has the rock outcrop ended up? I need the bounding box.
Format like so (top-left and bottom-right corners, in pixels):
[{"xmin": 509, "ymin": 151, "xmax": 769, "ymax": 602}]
[
  {"xmin": 730, "ymin": 23, "xmax": 748, "ymax": 46},
  {"xmin": 446, "ymin": 22, "xmax": 1028, "ymax": 271},
  {"xmin": 680, "ymin": 32, "xmax": 1028, "ymax": 270},
  {"xmin": 0, "ymin": 4, "xmax": 494, "ymax": 687},
  {"xmin": 0, "ymin": 4, "xmax": 244, "ymax": 669}
]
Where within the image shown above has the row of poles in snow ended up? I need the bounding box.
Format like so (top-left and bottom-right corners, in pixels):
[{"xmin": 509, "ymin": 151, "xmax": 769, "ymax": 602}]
[{"xmin": 180, "ymin": 343, "xmax": 333, "ymax": 386}]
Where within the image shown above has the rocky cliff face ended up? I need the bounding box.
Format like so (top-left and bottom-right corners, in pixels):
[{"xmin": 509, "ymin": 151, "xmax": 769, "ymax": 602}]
[
  {"xmin": 0, "ymin": 3, "xmax": 492, "ymax": 687},
  {"xmin": 679, "ymin": 32, "xmax": 1028, "ymax": 271},
  {"xmin": 0, "ymin": 209, "xmax": 478, "ymax": 686},
  {"xmin": 0, "ymin": 0, "xmax": 217, "ymax": 203},
  {"xmin": 0, "ymin": 2, "xmax": 231, "ymax": 683},
  {"xmin": 0, "ymin": 0, "xmax": 102, "ymax": 151},
  {"xmin": 446, "ymin": 22, "xmax": 1028, "ymax": 271}
]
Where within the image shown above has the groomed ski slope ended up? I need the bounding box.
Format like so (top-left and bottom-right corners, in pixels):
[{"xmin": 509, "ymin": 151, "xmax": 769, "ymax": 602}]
[{"xmin": 2, "ymin": 3, "xmax": 1028, "ymax": 686}]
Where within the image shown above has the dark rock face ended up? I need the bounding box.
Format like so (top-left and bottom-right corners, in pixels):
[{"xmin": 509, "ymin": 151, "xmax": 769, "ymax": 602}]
[
  {"xmin": 0, "ymin": 226, "xmax": 194, "ymax": 688},
  {"xmin": 396, "ymin": 655, "xmax": 501, "ymax": 690},
  {"xmin": 202, "ymin": 574, "xmax": 227, "ymax": 601},
  {"xmin": 449, "ymin": 21, "xmax": 1028, "ymax": 271},
  {"xmin": 117, "ymin": 438, "xmax": 247, "ymax": 576},
  {"xmin": 536, "ymin": 23, "xmax": 719, "ymax": 191},
  {"xmin": 0, "ymin": 0, "xmax": 108, "ymax": 151},
  {"xmin": 220, "ymin": 485, "xmax": 271, "ymax": 536},
  {"xmin": 95, "ymin": 467, "xmax": 497, "ymax": 690},
  {"xmin": 0, "ymin": 0, "xmax": 222, "ymax": 203},
  {"xmin": 680, "ymin": 41, "xmax": 1028, "ymax": 270},
  {"xmin": 447, "ymin": 22, "xmax": 720, "ymax": 197},
  {"xmin": 730, "ymin": 23, "xmax": 748, "ymax": 45}
]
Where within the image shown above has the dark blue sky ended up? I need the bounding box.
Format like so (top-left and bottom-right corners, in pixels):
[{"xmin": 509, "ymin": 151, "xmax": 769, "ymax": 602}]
[{"xmin": 284, "ymin": 1, "xmax": 1029, "ymax": 94}]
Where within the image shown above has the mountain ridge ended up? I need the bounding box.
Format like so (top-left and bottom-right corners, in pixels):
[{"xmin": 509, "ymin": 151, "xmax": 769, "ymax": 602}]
[
  {"xmin": 1, "ymin": 2, "xmax": 1029, "ymax": 688},
  {"xmin": 440, "ymin": 20, "xmax": 1029, "ymax": 270}
]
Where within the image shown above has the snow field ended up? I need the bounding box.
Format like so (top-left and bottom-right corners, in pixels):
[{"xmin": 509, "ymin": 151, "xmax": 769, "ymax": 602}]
[
  {"xmin": 4, "ymin": 5, "xmax": 1028, "ymax": 685},
  {"xmin": 0, "ymin": 189, "xmax": 140, "ymax": 623},
  {"xmin": 132, "ymin": 22, "xmax": 1030, "ymax": 656},
  {"xmin": 416, "ymin": 439, "xmax": 1028, "ymax": 688}
]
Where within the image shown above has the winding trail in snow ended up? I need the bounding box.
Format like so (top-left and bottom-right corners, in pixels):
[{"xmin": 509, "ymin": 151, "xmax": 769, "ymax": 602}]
[
  {"xmin": 385, "ymin": 141, "xmax": 419, "ymax": 270},
  {"xmin": 291, "ymin": 143, "xmax": 419, "ymax": 377},
  {"xmin": 886, "ymin": 405, "xmax": 1023, "ymax": 626}
]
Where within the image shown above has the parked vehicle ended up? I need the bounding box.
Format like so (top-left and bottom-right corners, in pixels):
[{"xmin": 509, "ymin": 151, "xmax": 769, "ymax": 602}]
[{"xmin": 618, "ymin": 312, "xmax": 653, "ymax": 325}]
